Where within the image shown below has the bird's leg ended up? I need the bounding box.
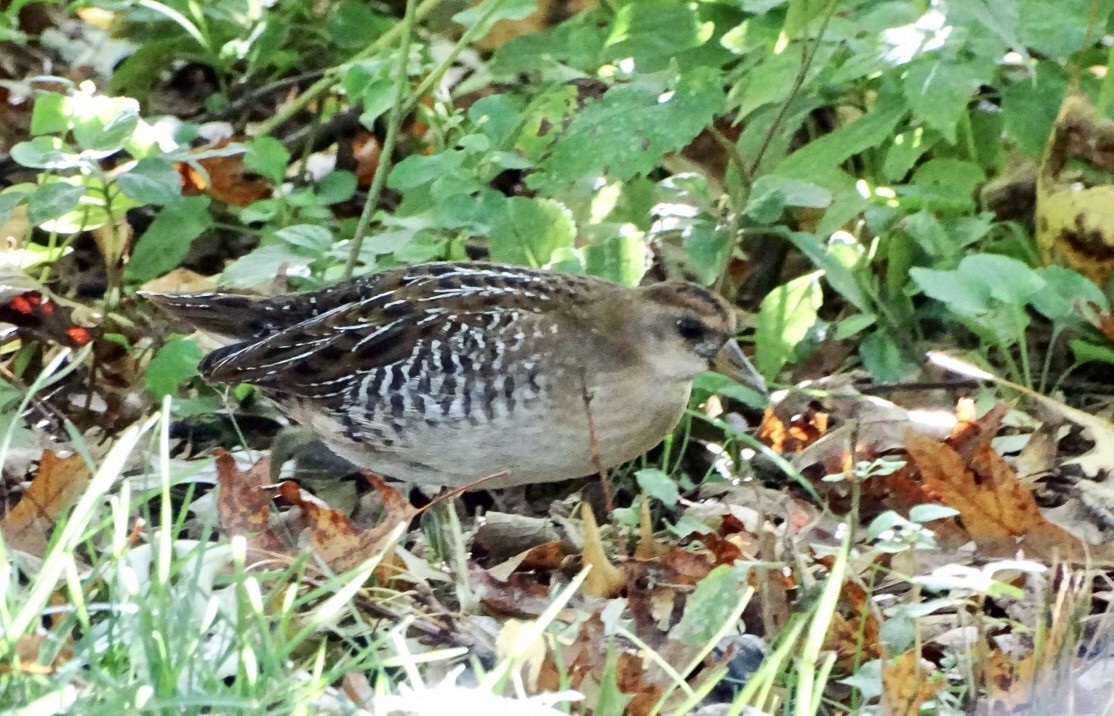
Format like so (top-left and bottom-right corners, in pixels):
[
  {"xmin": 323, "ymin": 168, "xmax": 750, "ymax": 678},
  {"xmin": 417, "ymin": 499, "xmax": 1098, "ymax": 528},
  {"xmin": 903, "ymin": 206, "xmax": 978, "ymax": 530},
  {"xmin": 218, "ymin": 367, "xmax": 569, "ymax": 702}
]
[{"xmin": 580, "ymin": 369, "xmax": 616, "ymax": 518}]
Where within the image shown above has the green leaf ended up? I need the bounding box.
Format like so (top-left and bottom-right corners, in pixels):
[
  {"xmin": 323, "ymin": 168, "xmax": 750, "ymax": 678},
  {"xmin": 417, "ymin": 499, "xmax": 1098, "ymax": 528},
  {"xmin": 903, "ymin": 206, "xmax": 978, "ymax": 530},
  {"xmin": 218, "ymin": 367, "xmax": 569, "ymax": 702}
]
[
  {"xmin": 785, "ymin": 232, "xmax": 869, "ymax": 312},
  {"xmin": 389, "ymin": 151, "xmax": 466, "ymax": 191},
  {"xmin": 27, "ymin": 182, "xmax": 85, "ymax": 225},
  {"xmin": 634, "ymin": 468, "xmax": 679, "ymax": 507},
  {"xmin": 273, "ymin": 224, "xmax": 333, "ymax": 253},
  {"xmin": 71, "ymin": 95, "xmax": 139, "ymax": 153},
  {"xmin": 489, "ymin": 197, "xmax": 576, "ymax": 267},
  {"xmin": 244, "ymin": 137, "xmax": 290, "ymax": 184},
  {"xmin": 583, "ymin": 232, "xmax": 649, "ymax": 286},
  {"xmin": 859, "ymin": 330, "xmax": 916, "ymax": 382},
  {"xmin": 29, "ymin": 92, "xmax": 70, "ymax": 136},
  {"xmin": 755, "ymin": 272, "xmax": 821, "ymax": 379},
  {"xmin": 692, "ymin": 372, "xmax": 767, "ymax": 408},
  {"xmin": 222, "ymin": 243, "xmax": 313, "ymax": 287},
  {"xmin": 317, "ymin": 171, "xmax": 357, "ymax": 205},
  {"xmin": 962, "ymin": 254, "xmax": 1045, "ymax": 307},
  {"xmin": 452, "ymin": 0, "xmax": 537, "ymax": 35},
  {"xmin": 909, "ymin": 266, "xmax": 990, "ymax": 316},
  {"xmin": 604, "ymin": 0, "xmax": 710, "ymax": 72},
  {"xmin": 10, "ymin": 136, "xmax": 82, "ymax": 170},
  {"xmin": 683, "ymin": 222, "xmax": 732, "ymax": 285},
  {"xmin": 909, "ymin": 503, "xmax": 959, "ymax": 523},
  {"xmin": 147, "ymin": 338, "xmax": 203, "ymax": 399},
  {"xmin": 468, "ymin": 94, "xmax": 524, "ymax": 147},
  {"xmin": 117, "ymin": 157, "xmax": 182, "ymax": 205},
  {"xmin": 736, "ymin": 50, "xmax": 802, "ymax": 118},
  {"xmin": 533, "ymin": 67, "xmax": 725, "ymax": 189},
  {"xmin": 774, "ymin": 98, "xmax": 906, "ymax": 181},
  {"xmin": 674, "ymin": 564, "xmax": 746, "ymax": 645},
  {"xmin": 594, "ymin": 647, "xmax": 635, "ymax": 716},
  {"xmin": 1032, "ymin": 265, "xmax": 1108, "ymax": 321},
  {"xmin": 745, "ymin": 176, "xmax": 831, "ymax": 224},
  {"xmin": 903, "ymin": 58, "xmax": 984, "ymax": 143},
  {"xmin": 126, "ymin": 196, "xmax": 213, "ymax": 283},
  {"xmin": 1069, "ymin": 338, "xmax": 1114, "ymax": 366}
]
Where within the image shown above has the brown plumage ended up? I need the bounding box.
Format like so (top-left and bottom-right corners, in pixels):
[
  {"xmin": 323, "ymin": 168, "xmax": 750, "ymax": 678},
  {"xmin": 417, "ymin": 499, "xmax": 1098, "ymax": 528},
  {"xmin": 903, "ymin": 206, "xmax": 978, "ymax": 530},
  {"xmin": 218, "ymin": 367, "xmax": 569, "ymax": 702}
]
[{"xmin": 144, "ymin": 262, "xmax": 758, "ymax": 487}]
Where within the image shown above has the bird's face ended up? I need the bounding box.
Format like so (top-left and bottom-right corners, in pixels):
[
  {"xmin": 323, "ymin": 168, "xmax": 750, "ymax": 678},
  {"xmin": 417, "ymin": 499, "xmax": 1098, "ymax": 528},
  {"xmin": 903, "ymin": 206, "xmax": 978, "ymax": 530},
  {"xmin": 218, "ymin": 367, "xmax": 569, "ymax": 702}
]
[{"xmin": 635, "ymin": 283, "xmax": 740, "ymax": 382}]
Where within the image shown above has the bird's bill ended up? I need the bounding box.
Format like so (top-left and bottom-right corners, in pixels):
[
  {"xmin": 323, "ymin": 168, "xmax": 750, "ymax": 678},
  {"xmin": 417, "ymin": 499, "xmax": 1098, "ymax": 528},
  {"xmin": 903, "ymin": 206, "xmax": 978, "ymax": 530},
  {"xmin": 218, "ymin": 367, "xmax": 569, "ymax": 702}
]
[{"xmin": 715, "ymin": 339, "xmax": 767, "ymax": 394}]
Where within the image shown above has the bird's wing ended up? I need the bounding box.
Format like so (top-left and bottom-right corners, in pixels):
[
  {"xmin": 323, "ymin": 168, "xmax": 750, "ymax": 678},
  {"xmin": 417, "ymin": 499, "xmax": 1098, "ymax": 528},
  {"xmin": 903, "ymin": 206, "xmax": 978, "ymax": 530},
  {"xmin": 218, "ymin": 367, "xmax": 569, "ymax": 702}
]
[{"xmin": 194, "ymin": 263, "xmax": 604, "ymax": 403}]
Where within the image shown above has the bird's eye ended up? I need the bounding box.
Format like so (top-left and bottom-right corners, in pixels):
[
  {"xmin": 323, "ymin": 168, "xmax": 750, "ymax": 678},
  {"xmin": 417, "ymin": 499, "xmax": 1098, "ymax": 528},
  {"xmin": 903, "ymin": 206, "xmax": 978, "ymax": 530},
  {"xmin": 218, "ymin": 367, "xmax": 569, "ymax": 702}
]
[{"xmin": 676, "ymin": 316, "xmax": 707, "ymax": 341}]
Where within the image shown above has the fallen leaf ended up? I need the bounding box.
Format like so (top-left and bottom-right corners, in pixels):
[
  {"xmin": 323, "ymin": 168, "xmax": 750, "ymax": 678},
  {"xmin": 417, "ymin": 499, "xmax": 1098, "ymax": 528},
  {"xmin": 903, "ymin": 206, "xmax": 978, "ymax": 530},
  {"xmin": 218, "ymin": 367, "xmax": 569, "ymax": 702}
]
[
  {"xmin": 580, "ymin": 504, "xmax": 624, "ymax": 598},
  {"xmin": 1, "ymin": 451, "xmax": 91, "ymax": 555},
  {"xmin": 882, "ymin": 651, "xmax": 945, "ymax": 716},
  {"xmin": 278, "ymin": 477, "xmax": 413, "ymax": 573},
  {"xmin": 905, "ymin": 431, "xmax": 1086, "ymax": 559},
  {"xmin": 214, "ymin": 450, "xmax": 287, "ymax": 553}
]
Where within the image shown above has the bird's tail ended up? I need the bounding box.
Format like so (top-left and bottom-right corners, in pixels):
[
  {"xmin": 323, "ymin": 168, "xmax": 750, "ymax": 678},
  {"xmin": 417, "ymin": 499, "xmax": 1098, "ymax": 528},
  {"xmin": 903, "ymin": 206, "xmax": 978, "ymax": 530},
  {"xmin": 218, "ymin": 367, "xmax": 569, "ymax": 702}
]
[{"xmin": 141, "ymin": 291, "xmax": 284, "ymax": 342}]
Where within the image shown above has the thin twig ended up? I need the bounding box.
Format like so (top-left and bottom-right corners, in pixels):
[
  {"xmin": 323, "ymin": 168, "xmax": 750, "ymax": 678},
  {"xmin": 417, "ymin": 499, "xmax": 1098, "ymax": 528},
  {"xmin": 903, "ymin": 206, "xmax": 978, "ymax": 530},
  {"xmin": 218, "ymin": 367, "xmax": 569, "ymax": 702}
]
[
  {"xmin": 749, "ymin": 0, "xmax": 840, "ymax": 175},
  {"xmin": 343, "ymin": 0, "xmax": 419, "ymax": 278},
  {"xmin": 254, "ymin": 0, "xmax": 441, "ymax": 137}
]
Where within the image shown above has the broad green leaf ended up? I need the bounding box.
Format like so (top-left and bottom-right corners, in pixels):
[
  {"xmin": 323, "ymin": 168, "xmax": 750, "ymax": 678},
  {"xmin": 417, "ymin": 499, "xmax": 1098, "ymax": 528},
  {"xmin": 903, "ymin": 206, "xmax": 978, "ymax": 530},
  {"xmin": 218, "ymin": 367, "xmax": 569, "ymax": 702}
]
[
  {"xmin": 468, "ymin": 94, "xmax": 524, "ymax": 146},
  {"xmin": 883, "ymin": 128, "xmax": 938, "ymax": 181},
  {"xmin": 274, "ymin": 224, "xmax": 333, "ymax": 252},
  {"xmin": 10, "ymin": 136, "xmax": 82, "ymax": 170},
  {"xmin": 634, "ymin": 468, "xmax": 679, "ymax": 507},
  {"xmin": 489, "ymin": 197, "xmax": 576, "ymax": 267},
  {"xmin": 1018, "ymin": 0, "xmax": 1094, "ymax": 59},
  {"xmin": 903, "ymin": 58, "xmax": 985, "ymax": 143},
  {"xmin": 126, "ymin": 196, "xmax": 213, "ymax": 282},
  {"xmin": 1032, "ymin": 265, "xmax": 1108, "ymax": 321},
  {"xmin": 785, "ymin": 232, "xmax": 869, "ymax": 312},
  {"xmin": 859, "ymin": 330, "xmax": 916, "ymax": 382},
  {"xmin": 683, "ymin": 222, "xmax": 732, "ymax": 285},
  {"xmin": 961, "ymin": 254, "xmax": 1045, "ymax": 306},
  {"xmin": 533, "ymin": 67, "xmax": 725, "ymax": 189},
  {"xmin": 1069, "ymin": 339, "xmax": 1114, "ymax": 366},
  {"xmin": 222, "ymin": 243, "xmax": 313, "ymax": 286},
  {"xmin": 674, "ymin": 565, "xmax": 747, "ymax": 645},
  {"xmin": 317, "ymin": 171, "xmax": 357, "ymax": 205},
  {"xmin": 27, "ymin": 182, "xmax": 85, "ymax": 225},
  {"xmin": 71, "ymin": 95, "xmax": 139, "ymax": 153},
  {"xmin": 147, "ymin": 338, "xmax": 203, "ymax": 399},
  {"xmin": 29, "ymin": 92, "xmax": 70, "ymax": 136},
  {"xmin": 774, "ymin": 98, "xmax": 906, "ymax": 180},
  {"xmin": 908, "ymin": 267, "xmax": 990, "ymax": 316},
  {"xmin": 452, "ymin": 0, "xmax": 537, "ymax": 36},
  {"xmin": 604, "ymin": 0, "xmax": 711, "ymax": 72},
  {"xmin": 745, "ymin": 176, "xmax": 831, "ymax": 224},
  {"xmin": 736, "ymin": 50, "xmax": 802, "ymax": 118},
  {"xmin": 389, "ymin": 151, "xmax": 466, "ymax": 191},
  {"xmin": 755, "ymin": 272, "xmax": 822, "ymax": 379},
  {"xmin": 117, "ymin": 157, "xmax": 182, "ymax": 205},
  {"xmin": 583, "ymin": 232, "xmax": 649, "ymax": 286},
  {"xmin": 244, "ymin": 136, "xmax": 290, "ymax": 184}
]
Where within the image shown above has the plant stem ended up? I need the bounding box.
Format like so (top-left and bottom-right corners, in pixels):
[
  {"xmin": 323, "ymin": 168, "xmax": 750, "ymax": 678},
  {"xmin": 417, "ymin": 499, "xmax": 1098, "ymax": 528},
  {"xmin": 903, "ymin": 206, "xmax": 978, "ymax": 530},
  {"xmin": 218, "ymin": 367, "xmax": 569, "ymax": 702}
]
[
  {"xmin": 255, "ymin": 0, "xmax": 441, "ymax": 137},
  {"xmin": 343, "ymin": 0, "xmax": 419, "ymax": 278},
  {"xmin": 749, "ymin": 0, "xmax": 840, "ymax": 176}
]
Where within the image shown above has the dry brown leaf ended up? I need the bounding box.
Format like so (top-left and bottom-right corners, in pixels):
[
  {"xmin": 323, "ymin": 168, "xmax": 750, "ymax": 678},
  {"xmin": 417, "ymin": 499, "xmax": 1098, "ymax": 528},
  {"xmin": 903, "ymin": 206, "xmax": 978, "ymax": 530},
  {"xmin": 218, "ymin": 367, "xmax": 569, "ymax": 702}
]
[
  {"xmin": 580, "ymin": 504, "xmax": 624, "ymax": 598},
  {"xmin": 277, "ymin": 477, "xmax": 413, "ymax": 573},
  {"xmin": 905, "ymin": 432, "xmax": 1085, "ymax": 559},
  {"xmin": 756, "ymin": 402, "xmax": 828, "ymax": 453},
  {"xmin": 180, "ymin": 143, "xmax": 272, "ymax": 206},
  {"xmin": 1, "ymin": 451, "xmax": 91, "ymax": 555},
  {"xmin": 634, "ymin": 496, "xmax": 665, "ymax": 560},
  {"xmin": 882, "ymin": 651, "xmax": 945, "ymax": 716},
  {"xmin": 214, "ymin": 450, "xmax": 287, "ymax": 553}
]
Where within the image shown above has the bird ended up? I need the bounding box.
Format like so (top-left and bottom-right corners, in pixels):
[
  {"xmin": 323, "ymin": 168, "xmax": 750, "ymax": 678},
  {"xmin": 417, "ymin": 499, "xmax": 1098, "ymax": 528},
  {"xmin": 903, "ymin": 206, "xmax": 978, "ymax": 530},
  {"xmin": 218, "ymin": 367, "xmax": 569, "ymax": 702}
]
[{"xmin": 143, "ymin": 262, "xmax": 762, "ymax": 488}]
